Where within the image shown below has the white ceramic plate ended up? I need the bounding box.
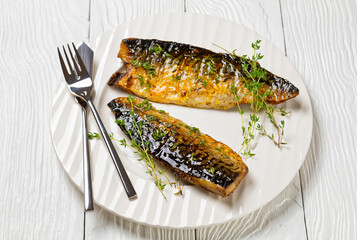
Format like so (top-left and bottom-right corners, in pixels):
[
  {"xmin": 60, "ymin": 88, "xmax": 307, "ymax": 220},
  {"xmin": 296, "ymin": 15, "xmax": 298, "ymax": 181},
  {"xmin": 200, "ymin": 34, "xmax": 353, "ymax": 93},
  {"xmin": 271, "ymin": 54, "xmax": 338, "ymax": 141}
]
[{"xmin": 50, "ymin": 13, "xmax": 312, "ymax": 228}]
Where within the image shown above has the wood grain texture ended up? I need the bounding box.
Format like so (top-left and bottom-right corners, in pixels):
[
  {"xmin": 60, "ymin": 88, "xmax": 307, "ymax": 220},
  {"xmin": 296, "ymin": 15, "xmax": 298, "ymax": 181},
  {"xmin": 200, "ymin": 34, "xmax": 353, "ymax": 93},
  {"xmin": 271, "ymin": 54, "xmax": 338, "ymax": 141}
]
[
  {"xmin": 90, "ymin": 0, "xmax": 185, "ymax": 41},
  {"xmin": 281, "ymin": 0, "xmax": 357, "ymax": 239},
  {"xmin": 0, "ymin": 0, "xmax": 90, "ymax": 239},
  {"xmin": 86, "ymin": 210, "xmax": 195, "ymax": 240},
  {"xmin": 186, "ymin": 0, "xmax": 285, "ymax": 52},
  {"xmin": 186, "ymin": 0, "xmax": 307, "ymax": 239},
  {"xmin": 4, "ymin": 0, "xmax": 356, "ymax": 238},
  {"xmin": 196, "ymin": 177, "xmax": 306, "ymax": 240}
]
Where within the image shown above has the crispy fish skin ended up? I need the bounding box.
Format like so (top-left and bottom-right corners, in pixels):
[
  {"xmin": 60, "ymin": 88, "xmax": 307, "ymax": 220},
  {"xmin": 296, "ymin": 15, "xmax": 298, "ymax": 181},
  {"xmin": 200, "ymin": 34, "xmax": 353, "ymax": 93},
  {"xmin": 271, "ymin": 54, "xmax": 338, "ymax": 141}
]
[
  {"xmin": 108, "ymin": 38, "xmax": 299, "ymax": 109},
  {"xmin": 108, "ymin": 97, "xmax": 248, "ymax": 197}
]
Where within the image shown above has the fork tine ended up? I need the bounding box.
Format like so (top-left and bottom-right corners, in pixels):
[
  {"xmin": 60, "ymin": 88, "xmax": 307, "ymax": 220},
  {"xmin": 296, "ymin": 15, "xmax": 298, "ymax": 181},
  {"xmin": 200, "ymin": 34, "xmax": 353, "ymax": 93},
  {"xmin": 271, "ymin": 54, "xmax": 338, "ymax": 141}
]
[
  {"xmin": 62, "ymin": 46, "xmax": 73, "ymax": 75},
  {"xmin": 67, "ymin": 44, "xmax": 81, "ymax": 74},
  {"xmin": 72, "ymin": 42, "xmax": 88, "ymax": 74},
  {"xmin": 57, "ymin": 47, "xmax": 71, "ymax": 79}
]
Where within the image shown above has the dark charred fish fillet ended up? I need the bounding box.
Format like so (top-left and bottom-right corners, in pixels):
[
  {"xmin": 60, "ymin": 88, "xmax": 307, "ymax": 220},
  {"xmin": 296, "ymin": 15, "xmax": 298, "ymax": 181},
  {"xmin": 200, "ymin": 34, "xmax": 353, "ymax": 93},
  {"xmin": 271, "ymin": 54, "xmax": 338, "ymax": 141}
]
[
  {"xmin": 108, "ymin": 38, "xmax": 299, "ymax": 109},
  {"xmin": 108, "ymin": 97, "xmax": 248, "ymax": 197}
]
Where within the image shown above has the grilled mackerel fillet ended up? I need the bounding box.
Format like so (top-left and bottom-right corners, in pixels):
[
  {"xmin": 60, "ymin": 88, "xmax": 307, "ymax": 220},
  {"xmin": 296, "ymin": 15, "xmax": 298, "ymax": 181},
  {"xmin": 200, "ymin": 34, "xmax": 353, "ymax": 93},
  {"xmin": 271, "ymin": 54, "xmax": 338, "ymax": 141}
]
[
  {"xmin": 108, "ymin": 38, "xmax": 299, "ymax": 109},
  {"xmin": 108, "ymin": 97, "xmax": 248, "ymax": 197}
]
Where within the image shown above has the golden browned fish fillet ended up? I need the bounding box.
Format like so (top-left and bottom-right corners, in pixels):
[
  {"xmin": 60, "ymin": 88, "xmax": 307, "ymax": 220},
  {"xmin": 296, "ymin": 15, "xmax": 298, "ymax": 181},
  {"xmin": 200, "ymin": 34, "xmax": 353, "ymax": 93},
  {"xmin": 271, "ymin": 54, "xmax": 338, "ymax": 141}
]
[
  {"xmin": 108, "ymin": 97, "xmax": 248, "ymax": 197},
  {"xmin": 108, "ymin": 38, "xmax": 299, "ymax": 109}
]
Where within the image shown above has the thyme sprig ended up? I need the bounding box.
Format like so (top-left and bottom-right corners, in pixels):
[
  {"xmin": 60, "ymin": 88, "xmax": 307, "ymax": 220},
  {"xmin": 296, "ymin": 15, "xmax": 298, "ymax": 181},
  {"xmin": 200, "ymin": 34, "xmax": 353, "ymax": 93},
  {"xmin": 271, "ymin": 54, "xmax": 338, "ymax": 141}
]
[
  {"xmin": 88, "ymin": 97, "xmax": 183, "ymax": 198},
  {"xmin": 221, "ymin": 40, "xmax": 290, "ymax": 159},
  {"xmin": 150, "ymin": 43, "xmax": 173, "ymax": 59},
  {"xmin": 130, "ymin": 59, "xmax": 156, "ymax": 77}
]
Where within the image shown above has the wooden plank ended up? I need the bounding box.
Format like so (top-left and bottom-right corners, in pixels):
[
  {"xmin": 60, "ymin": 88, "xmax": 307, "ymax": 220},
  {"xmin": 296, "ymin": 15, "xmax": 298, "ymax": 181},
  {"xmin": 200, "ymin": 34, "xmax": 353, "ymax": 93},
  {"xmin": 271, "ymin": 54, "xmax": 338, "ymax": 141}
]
[
  {"xmin": 0, "ymin": 0, "xmax": 91, "ymax": 239},
  {"xmin": 196, "ymin": 177, "xmax": 305, "ymax": 239},
  {"xmin": 87, "ymin": 1, "xmax": 191, "ymax": 239},
  {"xmin": 90, "ymin": 0, "xmax": 185, "ymax": 41},
  {"xmin": 85, "ymin": 210, "xmax": 195, "ymax": 240},
  {"xmin": 186, "ymin": 0, "xmax": 285, "ymax": 52},
  {"xmin": 186, "ymin": 0, "xmax": 307, "ymax": 239},
  {"xmin": 281, "ymin": 0, "xmax": 357, "ymax": 239}
]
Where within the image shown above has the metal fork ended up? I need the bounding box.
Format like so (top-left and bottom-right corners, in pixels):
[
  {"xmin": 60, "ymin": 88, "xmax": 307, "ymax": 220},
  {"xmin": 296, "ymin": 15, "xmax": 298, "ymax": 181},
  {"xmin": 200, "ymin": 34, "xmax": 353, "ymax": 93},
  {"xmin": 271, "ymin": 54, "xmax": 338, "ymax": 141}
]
[
  {"xmin": 75, "ymin": 97, "xmax": 94, "ymax": 211},
  {"xmin": 57, "ymin": 43, "xmax": 137, "ymax": 199},
  {"xmin": 76, "ymin": 43, "xmax": 94, "ymax": 211}
]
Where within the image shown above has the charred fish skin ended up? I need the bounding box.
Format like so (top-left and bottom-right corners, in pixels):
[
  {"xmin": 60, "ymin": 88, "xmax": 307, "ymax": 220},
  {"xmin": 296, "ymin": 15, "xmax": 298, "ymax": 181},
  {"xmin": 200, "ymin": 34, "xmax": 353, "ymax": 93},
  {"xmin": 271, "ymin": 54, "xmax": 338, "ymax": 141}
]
[
  {"xmin": 108, "ymin": 38, "xmax": 299, "ymax": 109},
  {"xmin": 107, "ymin": 97, "xmax": 248, "ymax": 197}
]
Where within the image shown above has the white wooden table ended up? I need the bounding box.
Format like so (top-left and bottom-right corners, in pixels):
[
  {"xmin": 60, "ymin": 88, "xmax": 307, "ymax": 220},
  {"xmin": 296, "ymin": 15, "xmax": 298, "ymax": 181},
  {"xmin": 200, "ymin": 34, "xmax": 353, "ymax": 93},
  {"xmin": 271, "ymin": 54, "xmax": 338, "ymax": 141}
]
[{"xmin": 1, "ymin": 0, "xmax": 356, "ymax": 239}]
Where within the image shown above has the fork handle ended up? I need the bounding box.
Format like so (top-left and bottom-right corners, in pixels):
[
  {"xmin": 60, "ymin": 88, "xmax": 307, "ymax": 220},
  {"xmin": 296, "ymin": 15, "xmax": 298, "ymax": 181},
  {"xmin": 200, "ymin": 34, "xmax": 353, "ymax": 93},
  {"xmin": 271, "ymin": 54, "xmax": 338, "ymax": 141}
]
[
  {"xmin": 82, "ymin": 106, "xmax": 94, "ymax": 211},
  {"xmin": 86, "ymin": 99, "xmax": 137, "ymax": 199}
]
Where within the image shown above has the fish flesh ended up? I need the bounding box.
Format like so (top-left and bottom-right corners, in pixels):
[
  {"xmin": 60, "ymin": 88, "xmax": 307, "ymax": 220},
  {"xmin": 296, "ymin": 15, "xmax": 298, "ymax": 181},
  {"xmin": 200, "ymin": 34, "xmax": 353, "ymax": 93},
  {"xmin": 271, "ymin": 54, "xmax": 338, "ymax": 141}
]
[
  {"xmin": 108, "ymin": 38, "xmax": 299, "ymax": 109},
  {"xmin": 108, "ymin": 97, "xmax": 248, "ymax": 197}
]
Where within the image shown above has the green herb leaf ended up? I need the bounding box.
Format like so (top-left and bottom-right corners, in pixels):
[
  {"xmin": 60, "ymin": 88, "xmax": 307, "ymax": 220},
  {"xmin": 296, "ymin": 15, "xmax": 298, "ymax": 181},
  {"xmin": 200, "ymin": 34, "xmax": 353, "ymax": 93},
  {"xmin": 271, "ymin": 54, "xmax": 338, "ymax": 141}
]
[
  {"xmin": 225, "ymin": 39, "xmax": 290, "ymax": 159},
  {"xmin": 206, "ymin": 167, "xmax": 215, "ymax": 174},
  {"xmin": 88, "ymin": 132, "xmax": 100, "ymax": 139},
  {"xmin": 136, "ymin": 99, "xmax": 152, "ymax": 111},
  {"xmin": 150, "ymin": 43, "xmax": 163, "ymax": 54},
  {"xmin": 146, "ymin": 115, "xmax": 157, "ymax": 121},
  {"xmin": 138, "ymin": 75, "xmax": 144, "ymax": 87}
]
